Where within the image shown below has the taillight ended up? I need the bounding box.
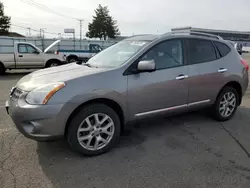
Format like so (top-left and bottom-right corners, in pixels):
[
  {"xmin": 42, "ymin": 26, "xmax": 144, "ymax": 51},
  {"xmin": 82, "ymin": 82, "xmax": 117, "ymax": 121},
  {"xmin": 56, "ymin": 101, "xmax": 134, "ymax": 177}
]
[
  {"xmin": 55, "ymin": 51, "xmax": 59, "ymax": 55},
  {"xmin": 241, "ymin": 59, "xmax": 249, "ymax": 70}
]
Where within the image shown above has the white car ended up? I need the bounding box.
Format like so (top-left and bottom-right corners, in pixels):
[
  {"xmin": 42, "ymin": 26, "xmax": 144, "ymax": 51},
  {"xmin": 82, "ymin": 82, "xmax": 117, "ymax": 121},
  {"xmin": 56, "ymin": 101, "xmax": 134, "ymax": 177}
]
[{"xmin": 227, "ymin": 40, "xmax": 243, "ymax": 55}]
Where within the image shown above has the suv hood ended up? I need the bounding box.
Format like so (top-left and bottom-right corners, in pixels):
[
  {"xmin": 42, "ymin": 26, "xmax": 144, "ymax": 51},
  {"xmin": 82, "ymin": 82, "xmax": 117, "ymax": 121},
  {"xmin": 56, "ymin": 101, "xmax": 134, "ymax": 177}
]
[
  {"xmin": 44, "ymin": 40, "xmax": 60, "ymax": 53},
  {"xmin": 16, "ymin": 63, "xmax": 106, "ymax": 91}
]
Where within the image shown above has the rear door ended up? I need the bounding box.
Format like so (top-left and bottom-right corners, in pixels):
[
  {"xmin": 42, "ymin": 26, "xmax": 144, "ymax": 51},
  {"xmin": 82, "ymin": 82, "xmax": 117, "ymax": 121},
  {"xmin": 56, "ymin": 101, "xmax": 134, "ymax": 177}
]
[
  {"xmin": 186, "ymin": 38, "xmax": 227, "ymax": 105},
  {"xmin": 15, "ymin": 43, "xmax": 44, "ymax": 68}
]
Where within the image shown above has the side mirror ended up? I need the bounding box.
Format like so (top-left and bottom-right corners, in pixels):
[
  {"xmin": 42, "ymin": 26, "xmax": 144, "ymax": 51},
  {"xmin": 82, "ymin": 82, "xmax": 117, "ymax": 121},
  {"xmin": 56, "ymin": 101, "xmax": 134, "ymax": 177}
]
[{"xmin": 137, "ymin": 60, "xmax": 156, "ymax": 72}]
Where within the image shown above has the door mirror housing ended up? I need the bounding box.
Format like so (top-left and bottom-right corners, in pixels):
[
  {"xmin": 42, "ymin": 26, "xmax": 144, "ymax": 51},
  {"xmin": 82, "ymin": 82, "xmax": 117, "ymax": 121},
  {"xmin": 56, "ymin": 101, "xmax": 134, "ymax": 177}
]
[{"xmin": 137, "ymin": 60, "xmax": 156, "ymax": 72}]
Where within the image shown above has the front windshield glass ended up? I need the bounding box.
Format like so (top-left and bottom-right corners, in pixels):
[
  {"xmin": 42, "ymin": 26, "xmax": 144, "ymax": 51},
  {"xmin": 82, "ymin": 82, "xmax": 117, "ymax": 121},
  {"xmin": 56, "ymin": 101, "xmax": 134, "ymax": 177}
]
[{"xmin": 87, "ymin": 40, "xmax": 149, "ymax": 68}]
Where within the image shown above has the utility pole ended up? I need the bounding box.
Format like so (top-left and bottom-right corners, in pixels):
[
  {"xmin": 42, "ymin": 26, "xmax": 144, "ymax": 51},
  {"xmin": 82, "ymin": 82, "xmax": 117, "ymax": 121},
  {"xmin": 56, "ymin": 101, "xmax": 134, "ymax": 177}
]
[
  {"xmin": 78, "ymin": 19, "xmax": 84, "ymax": 49},
  {"xmin": 40, "ymin": 28, "xmax": 46, "ymax": 51},
  {"xmin": 40, "ymin": 28, "xmax": 42, "ymax": 38},
  {"xmin": 40, "ymin": 28, "xmax": 46, "ymax": 38},
  {"xmin": 27, "ymin": 27, "xmax": 31, "ymax": 37},
  {"xmin": 40, "ymin": 28, "xmax": 43, "ymax": 38}
]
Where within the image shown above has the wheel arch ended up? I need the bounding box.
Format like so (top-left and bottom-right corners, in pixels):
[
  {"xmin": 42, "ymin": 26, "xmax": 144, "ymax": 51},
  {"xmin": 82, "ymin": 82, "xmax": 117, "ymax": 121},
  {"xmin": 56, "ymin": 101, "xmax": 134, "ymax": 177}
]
[
  {"xmin": 0, "ymin": 61, "xmax": 5, "ymax": 68},
  {"xmin": 64, "ymin": 98, "xmax": 125, "ymax": 137},
  {"xmin": 45, "ymin": 59, "xmax": 62, "ymax": 67},
  {"xmin": 219, "ymin": 81, "xmax": 242, "ymax": 105},
  {"xmin": 0, "ymin": 61, "xmax": 6, "ymax": 74},
  {"xmin": 67, "ymin": 55, "xmax": 78, "ymax": 61}
]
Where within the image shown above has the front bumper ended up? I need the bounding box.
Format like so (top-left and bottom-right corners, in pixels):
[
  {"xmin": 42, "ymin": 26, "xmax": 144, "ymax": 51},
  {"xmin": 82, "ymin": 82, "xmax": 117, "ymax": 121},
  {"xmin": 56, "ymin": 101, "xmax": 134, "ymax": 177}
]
[{"xmin": 6, "ymin": 94, "xmax": 65, "ymax": 141}]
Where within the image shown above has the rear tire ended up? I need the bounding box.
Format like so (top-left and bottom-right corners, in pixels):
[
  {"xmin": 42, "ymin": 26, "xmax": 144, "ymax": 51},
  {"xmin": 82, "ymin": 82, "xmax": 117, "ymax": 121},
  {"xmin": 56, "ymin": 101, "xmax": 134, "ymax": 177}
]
[
  {"xmin": 0, "ymin": 63, "xmax": 6, "ymax": 75},
  {"xmin": 212, "ymin": 86, "xmax": 239, "ymax": 121},
  {"xmin": 67, "ymin": 104, "xmax": 121, "ymax": 156}
]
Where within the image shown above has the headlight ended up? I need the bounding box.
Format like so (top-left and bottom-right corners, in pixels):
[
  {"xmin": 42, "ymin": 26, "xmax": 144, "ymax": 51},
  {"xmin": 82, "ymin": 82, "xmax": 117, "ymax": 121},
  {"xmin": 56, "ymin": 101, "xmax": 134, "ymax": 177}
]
[{"xmin": 26, "ymin": 82, "xmax": 65, "ymax": 105}]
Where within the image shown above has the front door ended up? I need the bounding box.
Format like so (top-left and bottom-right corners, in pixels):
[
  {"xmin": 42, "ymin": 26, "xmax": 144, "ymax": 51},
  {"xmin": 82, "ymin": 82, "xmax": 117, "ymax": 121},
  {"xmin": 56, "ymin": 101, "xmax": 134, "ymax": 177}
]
[
  {"xmin": 15, "ymin": 43, "xmax": 44, "ymax": 68},
  {"xmin": 127, "ymin": 39, "xmax": 190, "ymax": 118}
]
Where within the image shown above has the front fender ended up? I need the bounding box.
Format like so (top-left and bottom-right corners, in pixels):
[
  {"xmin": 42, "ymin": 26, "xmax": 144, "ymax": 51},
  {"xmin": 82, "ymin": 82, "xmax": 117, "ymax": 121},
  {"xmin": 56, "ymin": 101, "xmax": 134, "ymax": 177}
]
[{"xmin": 55, "ymin": 88, "xmax": 128, "ymax": 133}]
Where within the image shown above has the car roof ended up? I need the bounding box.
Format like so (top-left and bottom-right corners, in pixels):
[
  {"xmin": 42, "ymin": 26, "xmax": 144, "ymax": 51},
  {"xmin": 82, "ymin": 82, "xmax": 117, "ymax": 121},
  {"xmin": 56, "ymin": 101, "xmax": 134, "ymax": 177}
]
[
  {"xmin": 125, "ymin": 31, "xmax": 224, "ymax": 42},
  {"xmin": 124, "ymin": 34, "xmax": 160, "ymax": 41}
]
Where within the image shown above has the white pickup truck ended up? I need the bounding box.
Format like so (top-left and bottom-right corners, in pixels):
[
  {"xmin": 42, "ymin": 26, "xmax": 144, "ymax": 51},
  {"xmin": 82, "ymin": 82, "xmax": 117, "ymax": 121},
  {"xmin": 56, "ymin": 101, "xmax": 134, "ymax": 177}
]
[{"xmin": 0, "ymin": 40, "xmax": 67, "ymax": 75}]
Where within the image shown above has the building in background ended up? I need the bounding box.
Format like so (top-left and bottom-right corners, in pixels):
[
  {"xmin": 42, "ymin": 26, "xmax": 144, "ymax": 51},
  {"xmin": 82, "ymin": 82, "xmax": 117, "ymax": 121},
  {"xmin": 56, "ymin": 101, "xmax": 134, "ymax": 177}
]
[{"xmin": 171, "ymin": 27, "xmax": 250, "ymax": 41}]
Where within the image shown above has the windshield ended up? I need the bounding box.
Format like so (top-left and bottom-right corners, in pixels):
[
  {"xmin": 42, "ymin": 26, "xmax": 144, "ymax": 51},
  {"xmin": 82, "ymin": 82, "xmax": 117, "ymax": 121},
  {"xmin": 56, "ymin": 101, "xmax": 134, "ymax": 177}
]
[{"xmin": 87, "ymin": 40, "xmax": 149, "ymax": 68}]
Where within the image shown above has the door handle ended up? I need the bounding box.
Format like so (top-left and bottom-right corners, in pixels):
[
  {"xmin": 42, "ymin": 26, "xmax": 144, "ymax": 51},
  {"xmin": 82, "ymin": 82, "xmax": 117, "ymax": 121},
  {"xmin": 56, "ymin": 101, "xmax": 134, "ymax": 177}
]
[
  {"xmin": 18, "ymin": 55, "xmax": 23, "ymax": 57},
  {"xmin": 176, "ymin": 75, "xmax": 188, "ymax": 80},
  {"xmin": 218, "ymin": 68, "xmax": 227, "ymax": 73}
]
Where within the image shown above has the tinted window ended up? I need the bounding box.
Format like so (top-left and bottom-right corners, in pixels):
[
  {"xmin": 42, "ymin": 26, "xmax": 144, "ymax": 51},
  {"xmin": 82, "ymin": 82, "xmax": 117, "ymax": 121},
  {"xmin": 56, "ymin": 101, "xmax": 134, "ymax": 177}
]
[
  {"xmin": 187, "ymin": 39, "xmax": 217, "ymax": 64},
  {"xmin": 141, "ymin": 40, "xmax": 183, "ymax": 70},
  {"xmin": 214, "ymin": 41, "xmax": 231, "ymax": 57}
]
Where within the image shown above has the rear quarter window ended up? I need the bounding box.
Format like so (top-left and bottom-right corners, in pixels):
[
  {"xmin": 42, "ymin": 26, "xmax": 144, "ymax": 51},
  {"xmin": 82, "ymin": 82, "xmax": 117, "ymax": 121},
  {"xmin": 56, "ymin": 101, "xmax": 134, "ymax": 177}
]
[{"xmin": 214, "ymin": 41, "xmax": 231, "ymax": 57}]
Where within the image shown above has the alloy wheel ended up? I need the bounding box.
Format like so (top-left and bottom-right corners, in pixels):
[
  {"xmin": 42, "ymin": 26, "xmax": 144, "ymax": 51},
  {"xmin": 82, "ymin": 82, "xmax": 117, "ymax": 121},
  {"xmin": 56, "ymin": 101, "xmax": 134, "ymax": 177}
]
[
  {"xmin": 219, "ymin": 92, "xmax": 236, "ymax": 117},
  {"xmin": 77, "ymin": 113, "xmax": 115, "ymax": 151}
]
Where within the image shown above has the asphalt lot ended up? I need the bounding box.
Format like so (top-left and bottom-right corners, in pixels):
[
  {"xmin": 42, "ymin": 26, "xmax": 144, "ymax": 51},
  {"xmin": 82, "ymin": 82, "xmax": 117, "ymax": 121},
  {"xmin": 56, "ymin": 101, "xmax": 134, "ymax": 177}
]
[{"xmin": 1, "ymin": 56, "xmax": 250, "ymax": 188}]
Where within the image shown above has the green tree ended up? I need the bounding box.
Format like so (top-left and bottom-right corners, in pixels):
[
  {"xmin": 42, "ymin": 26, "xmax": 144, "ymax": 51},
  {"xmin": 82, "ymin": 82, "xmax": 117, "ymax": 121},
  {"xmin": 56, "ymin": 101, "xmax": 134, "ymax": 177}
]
[
  {"xmin": 86, "ymin": 4, "xmax": 120, "ymax": 40},
  {"xmin": 0, "ymin": 2, "xmax": 10, "ymax": 35}
]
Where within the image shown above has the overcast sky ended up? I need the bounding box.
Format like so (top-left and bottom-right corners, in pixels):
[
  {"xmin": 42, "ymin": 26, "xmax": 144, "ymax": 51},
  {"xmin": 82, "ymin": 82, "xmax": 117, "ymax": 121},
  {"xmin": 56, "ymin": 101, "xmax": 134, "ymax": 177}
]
[{"xmin": 2, "ymin": 0, "xmax": 250, "ymax": 38}]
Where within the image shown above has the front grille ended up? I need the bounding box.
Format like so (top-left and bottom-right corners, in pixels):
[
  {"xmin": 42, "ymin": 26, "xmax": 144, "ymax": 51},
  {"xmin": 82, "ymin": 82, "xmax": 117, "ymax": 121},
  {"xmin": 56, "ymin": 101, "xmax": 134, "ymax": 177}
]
[{"xmin": 10, "ymin": 88, "xmax": 23, "ymax": 100}]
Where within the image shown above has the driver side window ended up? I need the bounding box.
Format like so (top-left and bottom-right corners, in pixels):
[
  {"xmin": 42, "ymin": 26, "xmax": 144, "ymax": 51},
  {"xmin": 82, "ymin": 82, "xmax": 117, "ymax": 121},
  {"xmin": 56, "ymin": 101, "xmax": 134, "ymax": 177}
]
[
  {"xmin": 18, "ymin": 44, "xmax": 37, "ymax": 54},
  {"xmin": 141, "ymin": 39, "xmax": 183, "ymax": 70}
]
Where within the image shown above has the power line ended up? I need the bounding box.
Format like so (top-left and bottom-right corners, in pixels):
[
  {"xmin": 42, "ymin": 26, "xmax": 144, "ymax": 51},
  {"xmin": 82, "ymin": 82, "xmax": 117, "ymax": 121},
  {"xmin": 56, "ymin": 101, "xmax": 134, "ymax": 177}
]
[
  {"xmin": 4, "ymin": 5, "xmax": 31, "ymax": 16},
  {"xmin": 8, "ymin": 2, "xmax": 84, "ymax": 38},
  {"xmin": 11, "ymin": 23, "xmax": 59, "ymax": 35},
  {"xmin": 11, "ymin": 24, "xmax": 84, "ymax": 39},
  {"xmin": 20, "ymin": 0, "xmax": 77, "ymax": 20},
  {"xmin": 5, "ymin": 4, "xmax": 74, "ymax": 27}
]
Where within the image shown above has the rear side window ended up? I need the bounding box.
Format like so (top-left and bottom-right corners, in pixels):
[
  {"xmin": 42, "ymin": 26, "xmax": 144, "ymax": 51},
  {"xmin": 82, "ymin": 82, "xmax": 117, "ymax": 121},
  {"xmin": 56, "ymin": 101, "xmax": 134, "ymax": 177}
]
[
  {"xmin": 214, "ymin": 41, "xmax": 231, "ymax": 57},
  {"xmin": 187, "ymin": 39, "xmax": 217, "ymax": 64}
]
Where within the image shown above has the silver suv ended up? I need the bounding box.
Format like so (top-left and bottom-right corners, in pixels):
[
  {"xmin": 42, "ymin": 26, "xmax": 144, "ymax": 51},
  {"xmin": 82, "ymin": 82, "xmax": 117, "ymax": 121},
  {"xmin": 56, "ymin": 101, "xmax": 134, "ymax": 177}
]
[{"xmin": 6, "ymin": 32, "xmax": 249, "ymax": 156}]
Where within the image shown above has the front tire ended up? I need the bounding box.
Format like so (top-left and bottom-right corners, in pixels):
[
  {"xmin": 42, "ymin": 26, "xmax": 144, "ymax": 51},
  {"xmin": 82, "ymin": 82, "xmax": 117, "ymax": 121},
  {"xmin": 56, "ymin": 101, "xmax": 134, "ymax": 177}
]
[
  {"xmin": 67, "ymin": 104, "xmax": 121, "ymax": 156},
  {"xmin": 212, "ymin": 86, "xmax": 239, "ymax": 121},
  {"xmin": 46, "ymin": 61, "xmax": 61, "ymax": 67},
  {"xmin": 68, "ymin": 56, "xmax": 78, "ymax": 63}
]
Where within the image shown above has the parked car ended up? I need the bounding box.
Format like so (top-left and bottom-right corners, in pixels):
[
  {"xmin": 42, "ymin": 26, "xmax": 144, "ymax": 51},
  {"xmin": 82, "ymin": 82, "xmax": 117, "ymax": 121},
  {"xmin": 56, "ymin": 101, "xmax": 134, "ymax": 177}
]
[
  {"xmin": 227, "ymin": 40, "xmax": 243, "ymax": 55},
  {"xmin": 56, "ymin": 44, "xmax": 103, "ymax": 63},
  {"xmin": 236, "ymin": 43, "xmax": 243, "ymax": 55},
  {"xmin": 6, "ymin": 32, "xmax": 249, "ymax": 156},
  {"xmin": 0, "ymin": 40, "xmax": 67, "ymax": 75}
]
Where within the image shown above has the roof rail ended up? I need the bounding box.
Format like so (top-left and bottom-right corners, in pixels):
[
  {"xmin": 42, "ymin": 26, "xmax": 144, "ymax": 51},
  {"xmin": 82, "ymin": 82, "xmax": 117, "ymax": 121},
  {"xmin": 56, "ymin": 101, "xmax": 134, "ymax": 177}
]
[
  {"xmin": 164, "ymin": 31, "xmax": 223, "ymax": 40},
  {"xmin": 190, "ymin": 31, "xmax": 223, "ymax": 40}
]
